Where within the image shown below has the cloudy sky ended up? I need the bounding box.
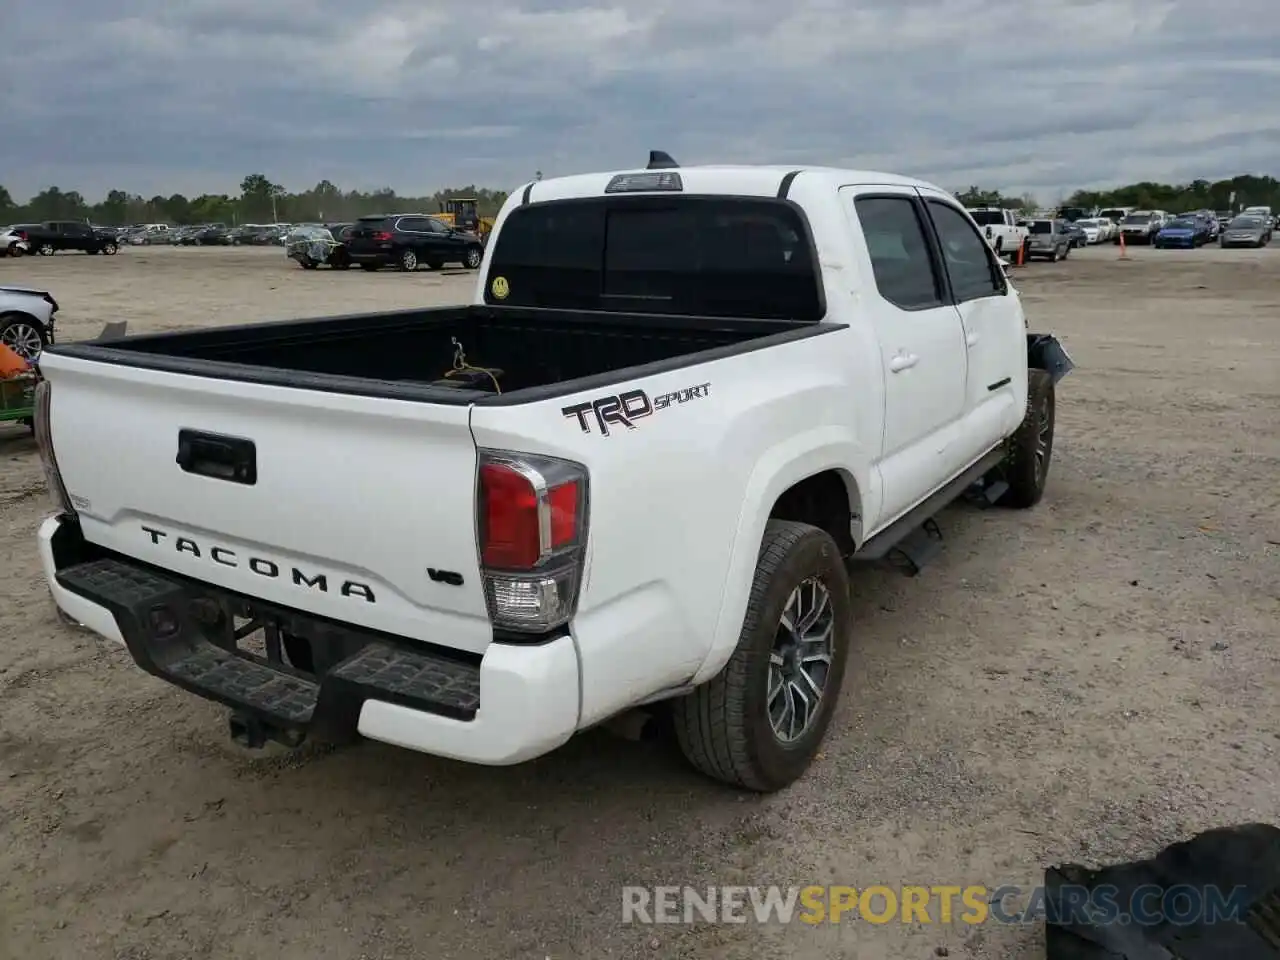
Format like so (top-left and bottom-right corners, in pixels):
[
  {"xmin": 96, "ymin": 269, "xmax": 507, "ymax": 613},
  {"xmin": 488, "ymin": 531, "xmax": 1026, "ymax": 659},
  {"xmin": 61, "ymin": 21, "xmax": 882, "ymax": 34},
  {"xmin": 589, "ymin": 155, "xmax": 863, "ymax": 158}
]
[{"xmin": 3, "ymin": 0, "xmax": 1277, "ymax": 203}]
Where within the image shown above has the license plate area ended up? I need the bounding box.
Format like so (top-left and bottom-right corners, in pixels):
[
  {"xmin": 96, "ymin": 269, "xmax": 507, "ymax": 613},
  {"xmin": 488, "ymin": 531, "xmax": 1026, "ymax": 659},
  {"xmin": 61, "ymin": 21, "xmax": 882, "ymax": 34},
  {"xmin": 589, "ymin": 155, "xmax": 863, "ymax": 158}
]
[{"xmin": 190, "ymin": 592, "xmax": 364, "ymax": 679}]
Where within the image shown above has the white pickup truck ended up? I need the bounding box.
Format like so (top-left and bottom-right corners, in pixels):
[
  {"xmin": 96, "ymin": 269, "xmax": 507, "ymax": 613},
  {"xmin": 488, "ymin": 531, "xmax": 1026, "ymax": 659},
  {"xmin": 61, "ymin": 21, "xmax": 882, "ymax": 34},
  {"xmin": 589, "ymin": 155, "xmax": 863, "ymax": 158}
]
[
  {"xmin": 35, "ymin": 156, "xmax": 1072, "ymax": 792},
  {"xmin": 965, "ymin": 207, "xmax": 1029, "ymax": 261}
]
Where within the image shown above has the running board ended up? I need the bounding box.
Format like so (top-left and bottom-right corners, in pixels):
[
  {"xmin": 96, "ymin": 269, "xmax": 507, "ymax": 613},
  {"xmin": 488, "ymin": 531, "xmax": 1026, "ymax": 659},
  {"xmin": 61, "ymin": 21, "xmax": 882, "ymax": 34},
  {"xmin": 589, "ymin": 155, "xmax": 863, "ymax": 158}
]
[{"xmin": 851, "ymin": 447, "xmax": 1005, "ymax": 572}]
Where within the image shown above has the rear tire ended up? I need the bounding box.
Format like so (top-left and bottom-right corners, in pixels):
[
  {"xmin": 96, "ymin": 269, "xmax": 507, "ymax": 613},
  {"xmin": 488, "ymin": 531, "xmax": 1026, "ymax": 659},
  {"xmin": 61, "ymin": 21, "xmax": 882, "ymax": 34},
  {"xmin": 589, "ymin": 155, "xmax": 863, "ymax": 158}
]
[
  {"xmin": 398, "ymin": 249, "xmax": 418, "ymax": 272},
  {"xmin": 998, "ymin": 368, "xmax": 1055, "ymax": 509},
  {"xmin": 38, "ymin": 243, "xmax": 55, "ymax": 256},
  {"xmin": 672, "ymin": 520, "xmax": 851, "ymax": 792}
]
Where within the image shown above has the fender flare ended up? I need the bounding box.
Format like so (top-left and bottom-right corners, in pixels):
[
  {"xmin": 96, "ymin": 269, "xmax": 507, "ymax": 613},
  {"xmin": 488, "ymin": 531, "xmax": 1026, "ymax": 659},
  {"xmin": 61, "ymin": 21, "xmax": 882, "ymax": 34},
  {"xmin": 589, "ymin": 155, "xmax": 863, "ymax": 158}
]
[{"xmin": 689, "ymin": 426, "xmax": 874, "ymax": 686}]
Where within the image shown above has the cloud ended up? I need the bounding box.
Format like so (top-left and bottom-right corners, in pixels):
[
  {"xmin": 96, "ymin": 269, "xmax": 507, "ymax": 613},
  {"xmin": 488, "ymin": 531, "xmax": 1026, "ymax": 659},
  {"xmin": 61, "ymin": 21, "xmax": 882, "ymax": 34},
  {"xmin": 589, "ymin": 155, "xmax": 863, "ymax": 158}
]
[{"xmin": 2, "ymin": 0, "xmax": 1276, "ymax": 202}]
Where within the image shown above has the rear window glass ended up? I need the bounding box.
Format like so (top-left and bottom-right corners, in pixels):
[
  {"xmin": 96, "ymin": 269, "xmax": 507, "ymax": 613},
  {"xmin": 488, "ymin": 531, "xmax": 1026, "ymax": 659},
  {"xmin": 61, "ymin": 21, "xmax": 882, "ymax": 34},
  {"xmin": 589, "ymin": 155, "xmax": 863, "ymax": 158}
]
[
  {"xmin": 967, "ymin": 210, "xmax": 1004, "ymax": 226},
  {"xmin": 484, "ymin": 197, "xmax": 822, "ymax": 321},
  {"xmin": 1028, "ymin": 221, "xmax": 1052, "ymax": 234}
]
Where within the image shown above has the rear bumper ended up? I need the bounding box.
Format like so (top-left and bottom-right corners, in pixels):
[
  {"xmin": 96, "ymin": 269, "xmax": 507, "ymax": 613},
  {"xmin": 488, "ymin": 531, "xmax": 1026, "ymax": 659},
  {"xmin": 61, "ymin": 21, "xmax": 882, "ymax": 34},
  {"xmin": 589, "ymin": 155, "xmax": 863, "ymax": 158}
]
[{"xmin": 38, "ymin": 515, "xmax": 580, "ymax": 765}]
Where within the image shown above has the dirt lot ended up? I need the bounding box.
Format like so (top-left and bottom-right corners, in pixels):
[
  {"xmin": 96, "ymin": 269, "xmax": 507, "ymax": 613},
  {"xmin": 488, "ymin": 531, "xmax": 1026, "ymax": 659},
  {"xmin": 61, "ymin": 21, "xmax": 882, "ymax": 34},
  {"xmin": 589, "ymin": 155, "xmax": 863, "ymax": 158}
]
[{"xmin": 1, "ymin": 244, "xmax": 1277, "ymax": 960}]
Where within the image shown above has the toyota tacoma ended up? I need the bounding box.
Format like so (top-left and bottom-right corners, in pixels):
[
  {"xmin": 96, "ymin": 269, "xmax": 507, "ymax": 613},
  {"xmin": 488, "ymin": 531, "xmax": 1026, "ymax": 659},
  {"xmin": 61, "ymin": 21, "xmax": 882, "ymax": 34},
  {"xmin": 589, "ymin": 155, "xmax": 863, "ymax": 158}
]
[{"xmin": 34, "ymin": 154, "xmax": 1071, "ymax": 792}]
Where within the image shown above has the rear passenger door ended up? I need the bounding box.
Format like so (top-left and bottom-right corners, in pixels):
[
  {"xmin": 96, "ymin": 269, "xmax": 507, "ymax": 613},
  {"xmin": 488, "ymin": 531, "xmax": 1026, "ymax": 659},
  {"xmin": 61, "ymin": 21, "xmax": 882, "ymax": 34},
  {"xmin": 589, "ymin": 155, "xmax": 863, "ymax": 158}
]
[
  {"xmin": 395, "ymin": 216, "xmax": 430, "ymax": 259},
  {"xmin": 843, "ymin": 188, "xmax": 970, "ymax": 525},
  {"xmin": 918, "ymin": 193, "xmax": 1027, "ymax": 462}
]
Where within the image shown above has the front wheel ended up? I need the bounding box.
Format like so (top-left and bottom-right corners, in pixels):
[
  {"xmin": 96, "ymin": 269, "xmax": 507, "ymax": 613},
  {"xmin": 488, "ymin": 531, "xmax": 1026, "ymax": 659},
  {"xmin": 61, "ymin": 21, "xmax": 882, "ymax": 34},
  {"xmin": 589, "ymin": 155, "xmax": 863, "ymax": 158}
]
[
  {"xmin": 998, "ymin": 368, "xmax": 1055, "ymax": 509},
  {"xmin": 102, "ymin": 242, "xmax": 118, "ymax": 255},
  {"xmin": 0, "ymin": 313, "xmax": 49, "ymax": 363},
  {"xmin": 463, "ymin": 246, "xmax": 483, "ymax": 269},
  {"xmin": 672, "ymin": 520, "xmax": 851, "ymax": 792}
]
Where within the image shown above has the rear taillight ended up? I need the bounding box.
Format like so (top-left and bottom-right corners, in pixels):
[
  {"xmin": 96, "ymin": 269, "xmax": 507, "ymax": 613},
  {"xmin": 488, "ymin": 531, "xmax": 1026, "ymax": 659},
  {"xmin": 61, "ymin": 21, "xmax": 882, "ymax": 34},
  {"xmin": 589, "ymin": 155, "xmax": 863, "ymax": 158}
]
[
  {"xmin": 476, "ymin": 450, "xmax": 589, "ymax": 633},
  {"xmin": 371, "ymin": 231, "xmax": 393, "ymax": 242},
  {"xmin": 34, "ymin": 381, "xmax": 75, "ymax": 515}
]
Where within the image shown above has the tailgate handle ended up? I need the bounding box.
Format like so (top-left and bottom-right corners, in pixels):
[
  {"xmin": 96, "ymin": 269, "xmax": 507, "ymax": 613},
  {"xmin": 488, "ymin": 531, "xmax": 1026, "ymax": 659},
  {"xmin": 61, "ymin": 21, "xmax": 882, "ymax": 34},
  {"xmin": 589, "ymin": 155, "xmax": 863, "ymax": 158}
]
[{"xmin": 176, "ymin": 429, "xmax": 257, "ymax": 485}]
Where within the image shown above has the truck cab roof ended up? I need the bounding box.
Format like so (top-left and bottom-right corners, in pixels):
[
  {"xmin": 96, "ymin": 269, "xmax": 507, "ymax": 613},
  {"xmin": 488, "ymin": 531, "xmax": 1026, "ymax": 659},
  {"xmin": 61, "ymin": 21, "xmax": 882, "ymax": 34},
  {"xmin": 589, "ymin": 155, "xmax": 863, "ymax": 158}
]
[{"xmin": 522, "ymin": 164, "xmax": 947, "ymax": 202}]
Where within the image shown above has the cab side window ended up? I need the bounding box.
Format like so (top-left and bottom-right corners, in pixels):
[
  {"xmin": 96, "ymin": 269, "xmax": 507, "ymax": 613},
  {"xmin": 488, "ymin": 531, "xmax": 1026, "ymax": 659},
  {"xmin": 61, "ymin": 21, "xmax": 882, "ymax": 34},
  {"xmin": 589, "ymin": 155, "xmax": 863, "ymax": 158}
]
[
  {"xmin": 854, "ymin": 196, "xmax": 944, "ymax": 311},
  {"xmin": 926, "ymin": 201, "xmax": 1004, "ymax": 302}
]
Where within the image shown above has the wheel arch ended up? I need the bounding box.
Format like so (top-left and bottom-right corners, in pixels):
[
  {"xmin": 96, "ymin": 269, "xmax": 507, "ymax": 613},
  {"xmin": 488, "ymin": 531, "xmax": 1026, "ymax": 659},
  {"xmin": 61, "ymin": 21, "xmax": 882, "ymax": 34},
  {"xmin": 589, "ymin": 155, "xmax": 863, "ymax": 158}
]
[{"xmin": 690, "ymin": 431, "xmax": 873, "ymax": 686}]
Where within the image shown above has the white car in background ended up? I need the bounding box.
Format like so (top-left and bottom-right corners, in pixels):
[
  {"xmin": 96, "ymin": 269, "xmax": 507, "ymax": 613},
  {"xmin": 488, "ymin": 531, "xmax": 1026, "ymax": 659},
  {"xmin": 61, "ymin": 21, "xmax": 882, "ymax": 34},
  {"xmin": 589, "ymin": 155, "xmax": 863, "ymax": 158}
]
[
  {"xmin": 1, "ymin": 226, "xmax": 31, "ymax": 257},
  {"xmin": 1074, "ymin": 219, "xmax": 1108, "ymax": 244},
  {"xmin": 0, "ymin": 285, "xmax": 59, "ymax": 360}
]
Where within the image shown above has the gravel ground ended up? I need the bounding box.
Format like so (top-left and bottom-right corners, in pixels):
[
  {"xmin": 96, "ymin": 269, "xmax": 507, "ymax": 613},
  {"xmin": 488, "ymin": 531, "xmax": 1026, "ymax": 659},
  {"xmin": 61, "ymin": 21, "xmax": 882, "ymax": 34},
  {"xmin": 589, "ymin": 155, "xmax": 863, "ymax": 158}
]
[{"xmin": 1, "ymin": 244, "xmax": 1277, "ymax": 960}]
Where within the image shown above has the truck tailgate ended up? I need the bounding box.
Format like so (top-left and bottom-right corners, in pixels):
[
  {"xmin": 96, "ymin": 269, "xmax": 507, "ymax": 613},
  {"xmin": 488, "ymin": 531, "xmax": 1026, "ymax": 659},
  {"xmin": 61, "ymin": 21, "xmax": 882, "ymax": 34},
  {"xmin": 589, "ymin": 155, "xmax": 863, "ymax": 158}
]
[{"xmin": 42, "ymin": 355, "xmax": 493, "ymax": 654}]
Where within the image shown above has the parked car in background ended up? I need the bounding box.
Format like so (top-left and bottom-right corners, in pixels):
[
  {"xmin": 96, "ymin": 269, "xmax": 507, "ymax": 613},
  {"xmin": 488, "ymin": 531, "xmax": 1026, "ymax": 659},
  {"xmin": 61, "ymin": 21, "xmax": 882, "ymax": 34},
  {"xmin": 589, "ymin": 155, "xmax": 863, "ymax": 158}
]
[
  {"xmin": 1024, "ymin": 219, "xmax": 1073, "ymax": 261},
  {"xmin": 1073, "ymin": 218, "xmax": 1108, "ymax": 244},
  {"xmin": 0, "ymin": 285, "xmax": 59, "ymax": 361},
  {"xmin": 345, "ymin": 213, "xmax": 485, "ymax": 271},
  {"xmin": 1061, "ymin": 221, "xmax": 1089, "ymax": 248},
  {"xmin": 285, "ymin": 226, "xmax": 351, "ymax": 270},
  {"xmin": 965, "ymin": 207, "xmax": 1029, "ymax": 260},
  {"xmin": 18, "ymin": 221, "xmax": 119, "ymax": 256},
  {"xmin": 1182, "ymin": 210, "xmax": 1219, "ymax": 240},
  {"xmin": 1153, "ymin": 216, "xmax": 1209, "ymax": 249},
  {"xmin": 1241, "ymin": 205, "xmax": 1274, "ymax": 230},
  {"xmin": 1219, "ymin": 215, "xmax": 1271, "ymax": 248},
  {"xmin": 1117, "ymin": 212, "xmax": 1162, "ymax": 245},
  {"xmin": 1097, "ymin": 207, "xmax": 1133, "ymax": 226},
  {"xmin": 190, "ymin": 224, "xmax": 230, "ymax": 246},
  {"xmin": 1, "ymin": 227, "xmax": 31, "ymax": 257}
]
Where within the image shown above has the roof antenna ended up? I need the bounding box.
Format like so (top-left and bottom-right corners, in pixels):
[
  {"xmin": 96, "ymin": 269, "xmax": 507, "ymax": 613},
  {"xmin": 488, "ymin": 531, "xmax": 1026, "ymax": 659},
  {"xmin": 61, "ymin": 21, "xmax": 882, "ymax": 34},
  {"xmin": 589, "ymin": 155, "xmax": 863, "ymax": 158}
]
[{"xmin": 647, "ymin": 150, "xmax": 679, "ymax": 170}]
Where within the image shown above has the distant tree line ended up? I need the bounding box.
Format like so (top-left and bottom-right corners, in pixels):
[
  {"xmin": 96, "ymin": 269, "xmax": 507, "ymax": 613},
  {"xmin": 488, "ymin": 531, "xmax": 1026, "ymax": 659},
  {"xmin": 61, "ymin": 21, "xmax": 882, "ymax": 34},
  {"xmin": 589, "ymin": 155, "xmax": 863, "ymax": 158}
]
[
  {"xmin": 3, "ymin": 172, "xmax": 1277, "ymax": 226},
  {"xmin": 0, "ymin": 174, "xmax": 511, "ymax": 226},
  {"xmin": 954, "ymin": 174, "xmax": 1280, "ymax": 214}
]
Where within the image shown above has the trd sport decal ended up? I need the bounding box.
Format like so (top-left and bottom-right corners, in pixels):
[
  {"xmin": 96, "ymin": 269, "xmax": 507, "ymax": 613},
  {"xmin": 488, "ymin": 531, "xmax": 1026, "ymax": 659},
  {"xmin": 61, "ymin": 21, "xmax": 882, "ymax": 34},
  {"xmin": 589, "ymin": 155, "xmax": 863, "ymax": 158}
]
[{"xmin": 561, "ymin": 382, "xmax": 712, "ymax": 436}]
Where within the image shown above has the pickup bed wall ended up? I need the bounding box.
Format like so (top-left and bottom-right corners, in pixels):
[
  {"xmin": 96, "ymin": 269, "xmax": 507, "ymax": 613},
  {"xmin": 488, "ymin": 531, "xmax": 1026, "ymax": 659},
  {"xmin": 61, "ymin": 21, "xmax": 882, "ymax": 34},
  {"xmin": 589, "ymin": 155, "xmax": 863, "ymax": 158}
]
[{"xmin": 60, "ymin": 306, "xmax": 812, "ymax": 402}]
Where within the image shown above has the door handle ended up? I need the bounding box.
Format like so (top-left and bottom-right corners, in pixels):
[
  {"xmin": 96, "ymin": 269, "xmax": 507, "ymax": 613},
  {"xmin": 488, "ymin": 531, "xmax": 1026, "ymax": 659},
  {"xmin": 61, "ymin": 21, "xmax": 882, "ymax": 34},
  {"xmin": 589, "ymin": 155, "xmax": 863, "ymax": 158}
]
[
  {"xmin": 889, "ymin": 352, "xmax": 919, "ymax": 373},
  {"xmin": 176, "ymin": 429, "xmax": 257, "ymax": 485}
]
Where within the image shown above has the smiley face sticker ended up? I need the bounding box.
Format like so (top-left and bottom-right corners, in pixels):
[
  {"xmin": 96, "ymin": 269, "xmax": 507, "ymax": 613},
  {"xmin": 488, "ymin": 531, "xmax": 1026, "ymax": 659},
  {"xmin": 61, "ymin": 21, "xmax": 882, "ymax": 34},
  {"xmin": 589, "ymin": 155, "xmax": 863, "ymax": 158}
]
[{"xmin": 491, "ymin": 276, "xmax": 510, "ymax": 300}]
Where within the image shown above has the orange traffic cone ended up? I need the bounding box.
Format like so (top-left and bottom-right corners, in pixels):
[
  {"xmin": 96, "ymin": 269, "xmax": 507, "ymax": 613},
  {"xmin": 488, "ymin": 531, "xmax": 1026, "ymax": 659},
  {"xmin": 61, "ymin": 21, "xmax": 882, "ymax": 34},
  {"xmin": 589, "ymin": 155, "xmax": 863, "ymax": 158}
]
[
  {"xmin": 1017, "ymin": 241, "xmax": 1025, "ymax": 267},
  {"xmin": 1118, "ymin": 232, "xmax": 1129, "ymax": 260}
]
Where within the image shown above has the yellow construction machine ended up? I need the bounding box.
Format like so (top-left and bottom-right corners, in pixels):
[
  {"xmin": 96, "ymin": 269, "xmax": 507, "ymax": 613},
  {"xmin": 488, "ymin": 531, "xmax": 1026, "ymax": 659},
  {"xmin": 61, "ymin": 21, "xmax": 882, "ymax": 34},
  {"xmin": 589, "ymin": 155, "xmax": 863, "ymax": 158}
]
[{"xmin": 436, "ymin": 197, "xmax": 495, "ymax": 242}]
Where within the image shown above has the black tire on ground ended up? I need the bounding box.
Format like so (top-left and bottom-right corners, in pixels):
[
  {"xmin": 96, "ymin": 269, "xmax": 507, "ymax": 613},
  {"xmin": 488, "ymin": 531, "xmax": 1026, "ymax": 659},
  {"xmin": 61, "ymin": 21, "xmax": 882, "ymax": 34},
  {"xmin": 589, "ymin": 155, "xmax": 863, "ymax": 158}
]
[
  {"xmin": 398, "ymin": 249, "xmax": 418, "ymax": 272},
  {"xmin": 301, "ymin": 259, "xmax": 317, "ymax": 270},
  {"xmin": 38, "ymin": 243, "xmax": 55, "ymax": 256},
  {"xmin": 463, "ymin": 246, "xmax": 483, "ymax": 269},
  {"xmin": 998, "ymin": 368, "xmax": 1055, "ymax": 509},
  {"xmin": 672, "ymin": 519, "xmax": 852, "ymax": 792},
  {"xmin": 102, "ymin": 242, "xmax": 117, "ymax": 255}
]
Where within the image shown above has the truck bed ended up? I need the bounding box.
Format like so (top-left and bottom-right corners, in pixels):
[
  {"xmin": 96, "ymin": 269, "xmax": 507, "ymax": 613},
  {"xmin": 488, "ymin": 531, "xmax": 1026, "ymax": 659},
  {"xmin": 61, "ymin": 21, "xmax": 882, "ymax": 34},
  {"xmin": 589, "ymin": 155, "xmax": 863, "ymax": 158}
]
[{"xmin": 46, "ymin": 305, "xmax": 825, "ymax": 404}]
